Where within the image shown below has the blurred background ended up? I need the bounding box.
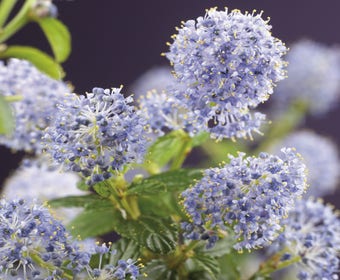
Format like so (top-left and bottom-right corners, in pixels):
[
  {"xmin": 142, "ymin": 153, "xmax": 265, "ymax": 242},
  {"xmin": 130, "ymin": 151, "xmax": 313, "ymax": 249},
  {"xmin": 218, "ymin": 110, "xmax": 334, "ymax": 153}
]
[{"xmin": 2, "ymin": 0, "xmax": 340, "ymax": 207}]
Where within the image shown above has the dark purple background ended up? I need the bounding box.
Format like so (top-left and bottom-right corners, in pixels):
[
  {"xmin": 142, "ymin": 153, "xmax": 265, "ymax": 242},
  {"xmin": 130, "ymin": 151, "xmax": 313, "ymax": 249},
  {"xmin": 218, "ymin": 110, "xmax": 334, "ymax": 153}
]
[{"xmin": 2, "ymin": 0, "xmax": 340, "ymax": 207}]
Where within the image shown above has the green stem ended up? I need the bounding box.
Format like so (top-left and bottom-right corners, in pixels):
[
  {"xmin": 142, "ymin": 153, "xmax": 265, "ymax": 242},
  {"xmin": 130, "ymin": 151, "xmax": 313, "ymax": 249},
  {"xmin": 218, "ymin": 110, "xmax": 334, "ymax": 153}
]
[
  {"xmin": 0, "ymin": 0, "xmax": 18, "ymax": 27},
  {"xmin": 121, "ymin": 195, "xmax": 141, "ymax": 220},
  {"xmin": 255, "ymin": 101, "xmax": 308, "ymax": 154},
  {"xmin": 0, "ymin": 0, "xmax": 35, "ymax": 43},
  {"xmin": 170, "ymin": 130, "xmax": 192, "ymax": 170},
  {"xmin": 3, "ymin": 95, "xmax": 23, "ymax": 102},
  {"xmin": 248, "ymin": 250, "xmax": 301, "ymax": 279}
]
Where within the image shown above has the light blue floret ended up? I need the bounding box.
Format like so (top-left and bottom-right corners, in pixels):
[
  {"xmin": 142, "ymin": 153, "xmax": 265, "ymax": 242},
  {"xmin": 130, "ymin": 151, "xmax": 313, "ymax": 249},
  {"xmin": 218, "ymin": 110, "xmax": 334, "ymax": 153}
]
[
  {"xmin": 181, "ymin": 148, "xmax": 307, "ymax": 251},
  {"xmin": 44, "ymin": 87, "xmax": 150, "ymax": 185},
  {"xmin": 165, "ymin": 8, "xmax": 287, "ymax": 140},
  {"xmin": 273, "ymin": 40, "xmax": 340, "ymax": 115},
  {"xmin": 0, "ymin": 59, "xmax": 69, "ymax": 153},
  {"xmin": 274, "ymin": 198, "xmax": 340, "ymax": 280}
]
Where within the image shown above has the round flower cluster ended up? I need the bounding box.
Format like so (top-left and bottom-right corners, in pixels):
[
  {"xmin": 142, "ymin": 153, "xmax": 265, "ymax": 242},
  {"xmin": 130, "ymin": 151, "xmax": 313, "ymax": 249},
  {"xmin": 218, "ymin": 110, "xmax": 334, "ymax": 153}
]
[
  {"xmin": 272, "ymin": 40, "xmax": 340, "ymax": 115},
  {"xmin": 44, "ymin": 87, "xmax": 150, "ymax": 185},
  {"xmin": 271, "ymin": 130, "xmax": 340, "ymax": 197},
  {"xmin": 165, "ymin": 7, "xmax": 287, "ymax": 140},
  {"xmin": 31, "ymin": 0, "xmax": 58, "ymax": 18},
  {"xmin": 0, "ymin": 59, "xmax": 69, "ymax": 153},
  {"xmin": 181, "ymin": 148, "xmax": 307, "ymax": 251},
  {"xmin": 3, "ymin": 157, "xmax": 85, "ymax": 223},
  {"xmin": 273, "ymin": 198, "xmax": 340, "ymax": 280},
  {"xmin": 131, "ymin": 66, "xmax": 175, "ymax": 99},
  {"xmin": 0, "ymin": 199, "xmax": 91, "ymax": 279}
]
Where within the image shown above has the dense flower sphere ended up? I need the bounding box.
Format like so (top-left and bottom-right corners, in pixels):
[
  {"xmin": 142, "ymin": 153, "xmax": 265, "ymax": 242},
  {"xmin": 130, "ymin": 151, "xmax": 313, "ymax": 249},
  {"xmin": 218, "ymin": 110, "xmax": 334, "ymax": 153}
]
[
  {"xmin": 181, "ymin": 148, "xmax": 307, "ymax": 251},
  {"xmin": 272, "ymin": 40, "xmax": 340, "ymax": 115},
  {"xmin": 270, "ymin": 130, "xmax": 340, "ymax": 197},
  {"xmin": 165, "ymin": 8, "xmax": 287, "ymax": 140},
  {"xmin": 0, "ymin": 199, "xmax": 90, "ymax": 279},
  {"xmin": 273, "ymin": 198, "xmax": 340, "ymax": 280},
  {"xmin": 0, "ymin": 59, "xmax": 69, "ymax": 153},
  {"xmin": 44, "ymin": 87, "xmax": 150, "ymax": 185}
]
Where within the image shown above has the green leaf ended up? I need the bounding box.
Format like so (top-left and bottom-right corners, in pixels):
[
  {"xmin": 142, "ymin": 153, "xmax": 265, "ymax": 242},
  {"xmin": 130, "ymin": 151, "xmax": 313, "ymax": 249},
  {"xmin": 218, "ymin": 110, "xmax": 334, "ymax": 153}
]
[
  {"xmin": 35, "ymin": 17, "xmax": 71, "ymax": 63},
  {"xmin": 0, "ymin": 95, "xmax": 14, "ymax": 135},
  {"xmin": 48, "ymin": 194, "xmax": 108, "ymax": 209},
  {"xmin": 110, "ymin": 238, "xmax": 141, "ymax": 265},
  {"xmin": 145, "ymin": 130, "xmax": 191, "ymax": 172},
  {"xmin": 127, "ymin": 168, "xmax": 203, "ymax": 195},
  {"xmin": 143, "ymin": 260, "xmax": 179, "ymax": 280},
  {"xmin": 197, "ymin": 237, "xmax": 233, "ymax": 258},
  {"xmin": 191, "ymin": 131, "xmax": 209, "ymax": 147},
  {"xmin": 216, "ymin": 253, "xmax": 242, "ymax": 280},
  {"xmin": 113, "ymin": 215, "xmax": 178, "ymax": 254},
  {"xmin": 0, "ymin": 45, "xmax": 64, "ymax": 79},
  {"xmin": 68, "ymin": 202, "xmax": 118, "ymax": 238},
  {"xmin": 189, "ymin": 254, "xmax": 220, "ymax": 280},
  {"xmin": 139, "ymin": 192, "xmax": 186, "ymax": 219}
]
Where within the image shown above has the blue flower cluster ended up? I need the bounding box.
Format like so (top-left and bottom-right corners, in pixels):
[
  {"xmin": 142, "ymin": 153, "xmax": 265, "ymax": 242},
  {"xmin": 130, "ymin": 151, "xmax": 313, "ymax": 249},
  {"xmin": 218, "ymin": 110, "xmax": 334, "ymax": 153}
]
[
  {"xmin": 44, "ymin": 87, "xmax": 150, "ymax": 185},
  {"xmin": 163, "ymin": 8, "xmax": 287, "ymax": 140},
  {"xmin": 273, "ymin": 40, "xmax": 340, "ymax": 115},
  {"xmin": 87, "ymin": 243, "xmax": 140, "ymax": 280},
  {"xmin": 273, "ymin": 198, "xmax": 340, "ymax": 280},
  {"xmin": 31, "ymin": 0, "xmax": 58, "ymax": 18},
  {"xmin": 181, "ymin": 148, "xmax": 307, "ymax": 251},
  {"xmin": 0, "ymin": 199, "xmax": 90, "ymax": 279},
  {"xmin": 0, "ymin": 59, "xmax": 69, "ymax": 153},
  {"xmin": 3, "ymin": 156, "xmax": 85, "ymax": 224},
  {"xmin": 271, "ymin": 130, "xmax": 340, "ymax": 197}
]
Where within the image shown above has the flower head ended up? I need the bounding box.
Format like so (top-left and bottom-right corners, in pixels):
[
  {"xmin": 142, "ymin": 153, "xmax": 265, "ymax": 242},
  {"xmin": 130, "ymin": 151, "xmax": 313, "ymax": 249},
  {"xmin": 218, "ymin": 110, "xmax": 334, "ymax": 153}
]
[
  {"xmin": 273, "ymin": 198, "xmax": 340, "ymax": 280},
  {"xmin": 181, "ymin": 148, "xmax": 307, "ymax": 251},
  {"xmin": 3, "ymin": 157, "xmax": 86, "ymax": 223},
  {"xmin": 165, "ymin": 8, "xmax": 287, "ymax": 140},
  {"xmin": 44, "ymin": 87, "xmax": 150, "ymax": 185},
  {"xmin": 0, "ymin": 199, "xmax": 90, "ymax": 279},
  {"xmin": 272, "ymin": 40, "xmax": 340, "ymax": 115},
  {"xmin": 0, "ymin": 59, "xmax": 69, "ymax": 153},
  {"xmin": 270, "ymin": 130, "xmax": 340, "ymax": 197}
]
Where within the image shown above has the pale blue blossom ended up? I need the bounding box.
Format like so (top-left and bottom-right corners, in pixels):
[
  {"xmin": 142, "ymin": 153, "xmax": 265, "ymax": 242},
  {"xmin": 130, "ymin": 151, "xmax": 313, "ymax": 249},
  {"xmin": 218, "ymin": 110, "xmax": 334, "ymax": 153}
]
[
  {"xmin": 2, "ymin": 157, "xmax": 86, "ymax": 224},
  {"xmin": 165, "ymin": 8, "xmax": 287, "ymax": 140},
  {"xmin": 44, "ymin": 87, "xmax": 150, "ymax": 185},
  {"xmin": 273, "ymin": 198, "xmax": 340, "ymax": 280},
  {"xmin": 181, "ymin": 148, "xmax": 307, "ymax": 251},
  {"xmin": 271, "ymin": 130, "xmax": 340, "ymax": 197},
  {"xmin": 0, "ymin": 59, "xmax": 69, "ymax": 153},
  {"xmin": 273, "ymin": 40, "xmax": 340, "ymax": 115}
]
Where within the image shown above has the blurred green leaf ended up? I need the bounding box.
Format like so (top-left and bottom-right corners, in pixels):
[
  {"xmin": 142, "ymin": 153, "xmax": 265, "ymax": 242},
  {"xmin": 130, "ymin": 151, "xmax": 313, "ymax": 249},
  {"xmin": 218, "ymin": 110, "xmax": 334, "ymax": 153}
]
[
  {"xmin": 127, "ymin": 168, "xmax": 202, "ymax": 196},
  {"xmin": 143, "ymin": 259, "xmax": 179, "ymax": 280},
  {"xmin": 48, "ymin": 194, "xmax": 109, "ymax": 209},
  {"xmin": 0, "ymin": 95, "xmax": 14, "ymax": 135},
  {"xmin": 35, "ymin": 17, "xmax": 71, "ymax": 63},
  {"xmin": 110, "ymin": 238, "xmax": 141, "ymax": 265},
  {"xmin": 0, "ymin": 45, "xmax": 64, "ymax": 79},
  {"xmin": 189, "ymin": 254, "xmax": 220, "ymax": 280},
  {"xmin": 68, "ymin": 202, "xmax": 118, "ymax": 238}
]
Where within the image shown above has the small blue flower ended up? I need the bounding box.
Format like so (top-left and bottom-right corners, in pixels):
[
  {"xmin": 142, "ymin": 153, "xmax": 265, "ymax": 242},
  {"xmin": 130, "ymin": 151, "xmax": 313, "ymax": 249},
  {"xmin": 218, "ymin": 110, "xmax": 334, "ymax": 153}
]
[
  {"xmin": 270, "ymin": 130, "xmax": 340, "ymax": 197},
  {"xmin": 165, "ymin": 8, "xmax": 287, "ymax": 140},
  {"xmin": 272, "ymin": 39, "xmax": 340, "ymax": 115},
  {"xmin": 86, "ymin": 243, "xmax": 140, "ymax": 280},
  {"xmin": 273, "ymin": 198, "xmax": 340, "ymax": 280},
  {"xmin": 0, "ymin": 199, "xmax": 90, "ymax": 279},
  {"xmin": 31, "ymin": 0, "xmax": 58, "ymax": 18},
  {"xmin": 0, "ymin": 59, "xmax": 69, "ymax": 153},
  {"xmin": 44, "ymin": 87, "xmax": 150, "ymax": 185},
  {"xmin": 181, "ymin": 148, "xmax": 307, "ymax": 251}
]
